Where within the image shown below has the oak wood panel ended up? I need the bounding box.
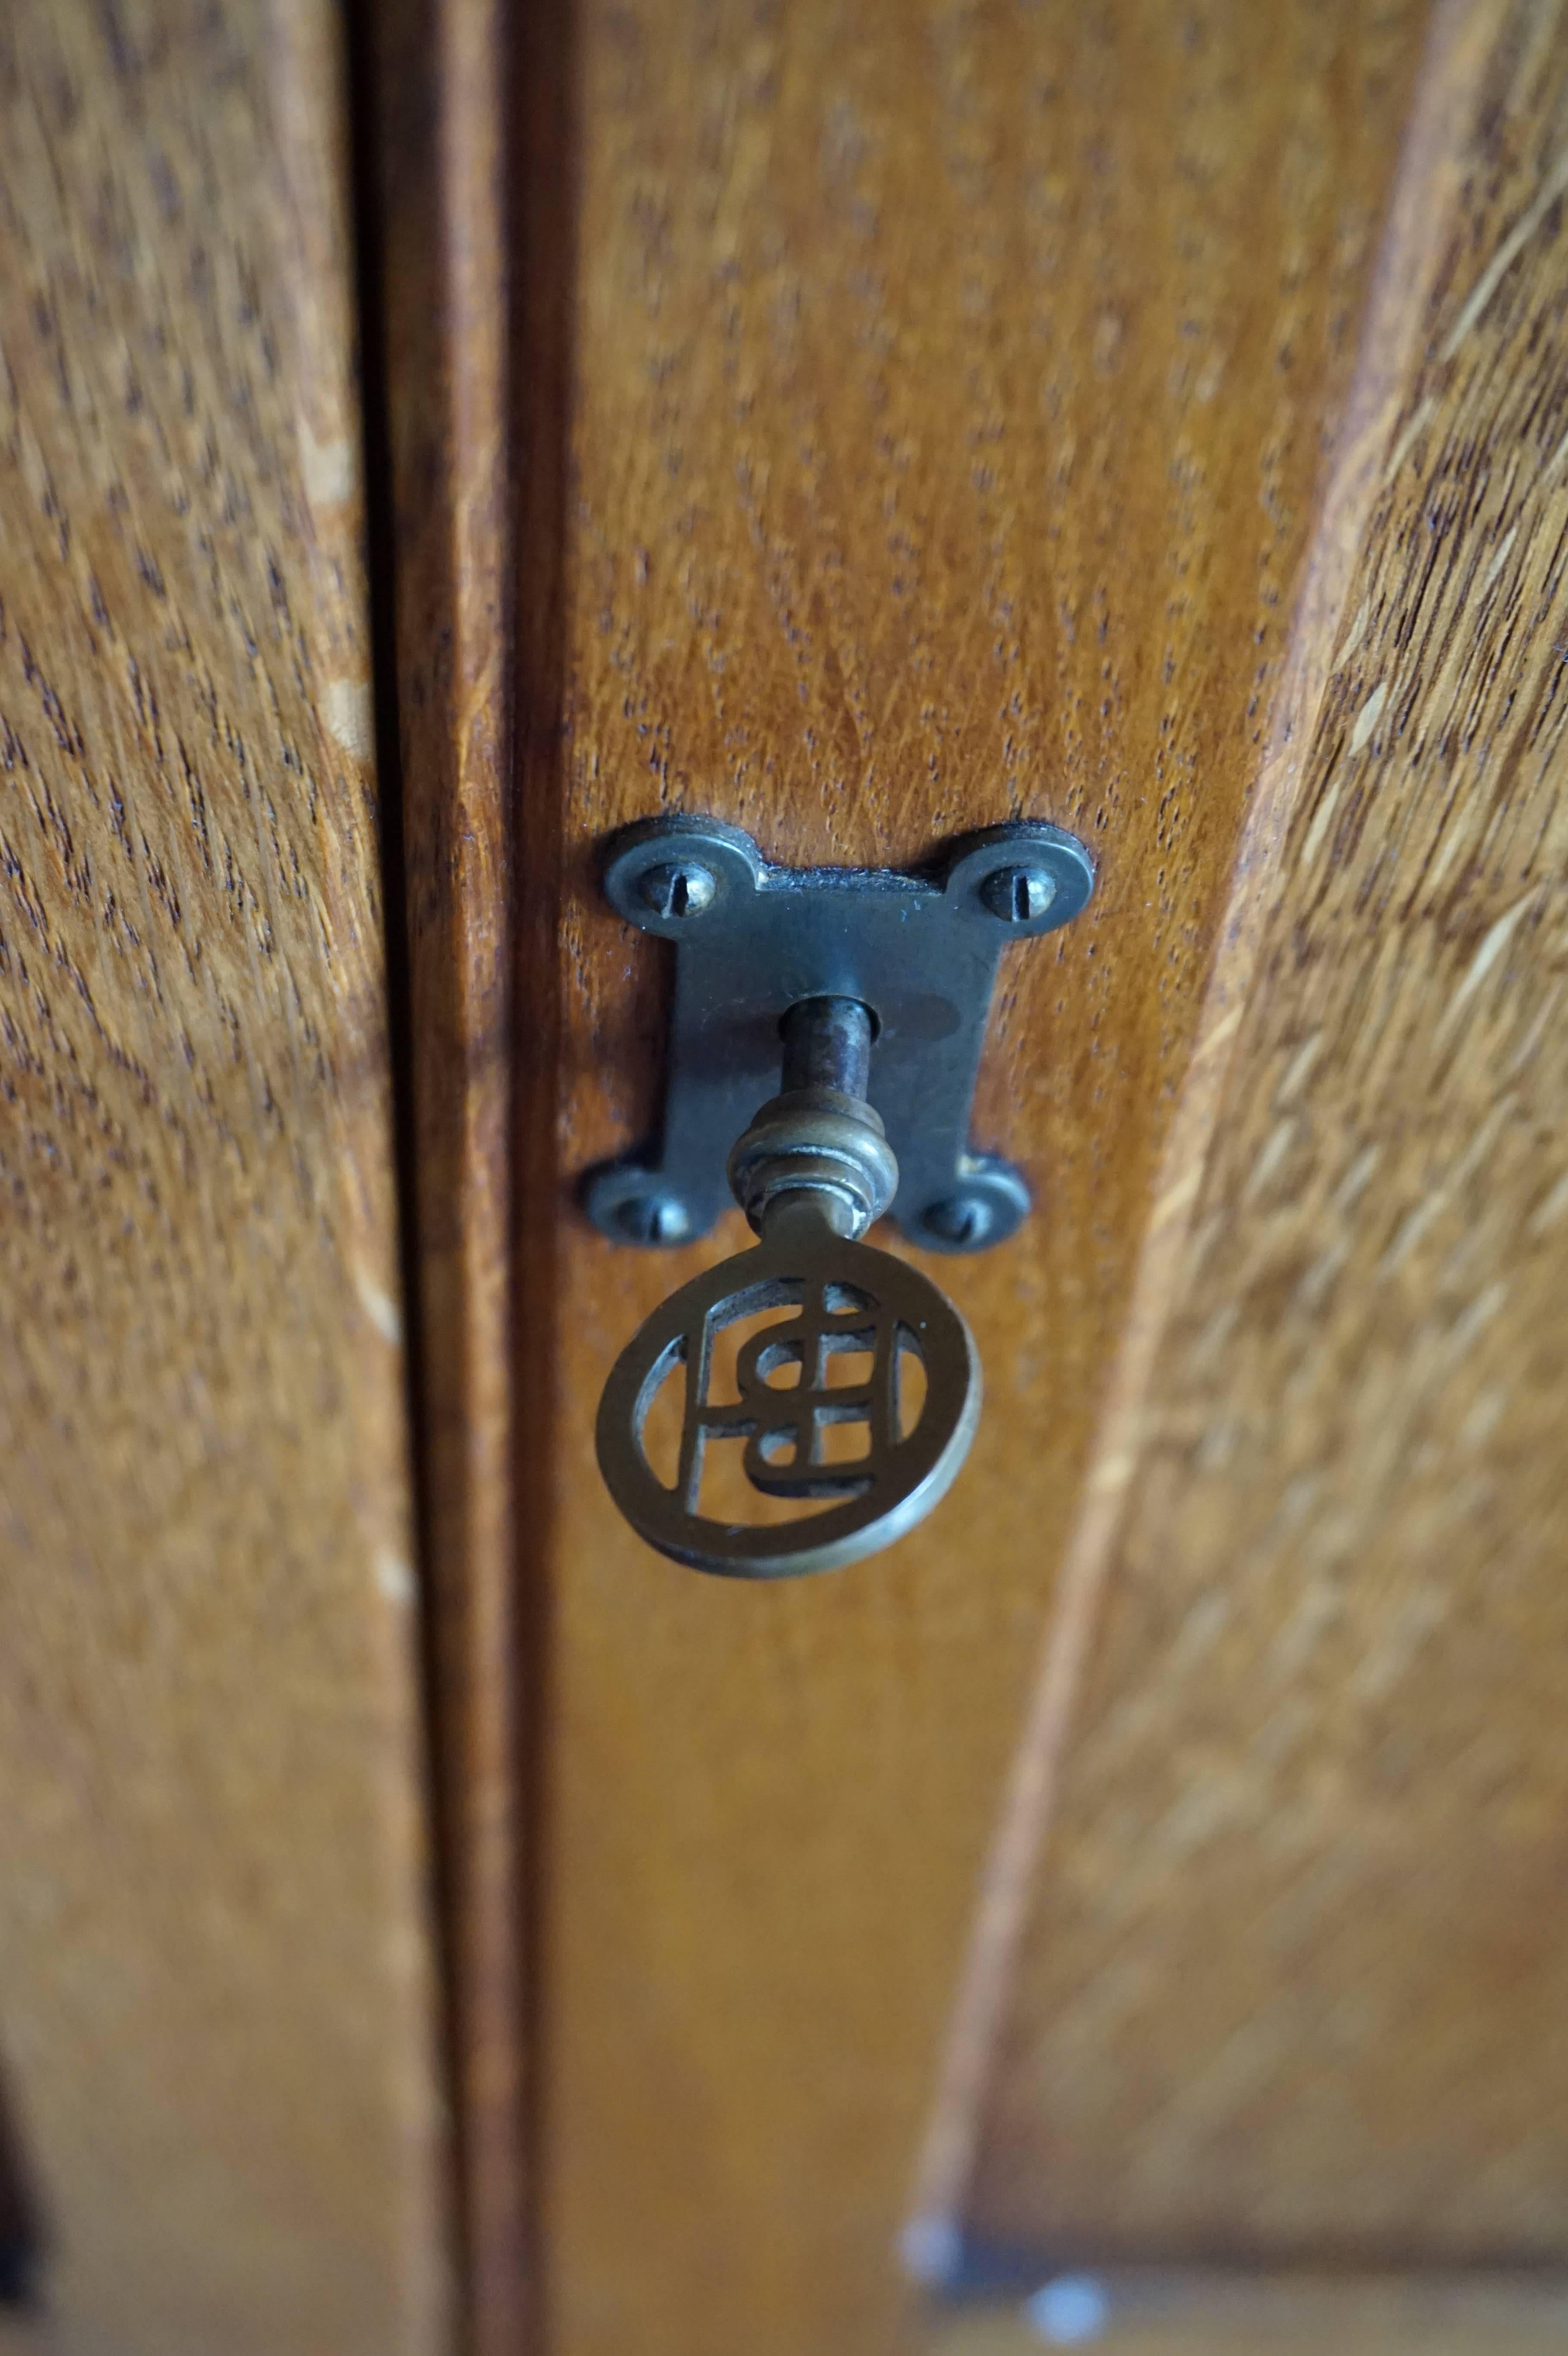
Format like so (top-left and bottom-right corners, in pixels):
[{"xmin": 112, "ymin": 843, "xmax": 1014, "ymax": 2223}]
[
  {"xmin": 0, "ymin": 4, "xmax": 447, "ymax": 2349},
  {"xmin": 942, "ymin": 0, "xmax": 1568, "ymax": 2274},
  {"xmin": 542, "ymin": 6, "xmax": 1429, "ymax": 2352}
]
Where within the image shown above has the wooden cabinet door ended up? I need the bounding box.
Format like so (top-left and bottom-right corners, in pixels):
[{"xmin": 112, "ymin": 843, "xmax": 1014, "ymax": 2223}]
[
  {"xmin": 367, "ymin": 1, "xmax": 1568, "ymax": 2352},
  {"xmin": 8, "ymin": 3, "xmax": 1568, "ymax": 2353}
]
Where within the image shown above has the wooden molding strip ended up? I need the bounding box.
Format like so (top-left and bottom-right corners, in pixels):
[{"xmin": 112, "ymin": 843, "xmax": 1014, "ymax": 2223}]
[{"xmin": 362, "ymin": 0, "xmax": 537, "ymax": 2346}]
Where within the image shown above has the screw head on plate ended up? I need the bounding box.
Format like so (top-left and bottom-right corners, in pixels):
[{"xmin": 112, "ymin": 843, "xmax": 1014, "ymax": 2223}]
[
  {"xmin": 910, "ymin": 1159, "xmax": 1032, "ymax": 1254},
  {"xmin": 636, "ymin": 860, "xmax": 718, "ymax": 921},
  {"xmin": 613, "ymin": 1188, "xmax": 692, "ymax": 1244},
  {"xmin": 919, "ymin": 1192, "xmax": 997, "ymax": 1248},
  {"xmin": 980, "ymin": 864, "xmax": 1058, "ymax": 924}
]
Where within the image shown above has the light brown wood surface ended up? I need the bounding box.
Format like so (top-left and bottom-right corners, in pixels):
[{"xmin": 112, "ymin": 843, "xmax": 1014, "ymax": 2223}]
[
  {"xmin": 933, "ymin": 0, "xmax": 1568, "ymax": 2277},
  {"xmin": 538, "ymin": 5, "xmax": 1430, "ymax": 2352},
  {"xmin": 0, "ymin": 4, "xmax": 446, "ymax": 2350}
]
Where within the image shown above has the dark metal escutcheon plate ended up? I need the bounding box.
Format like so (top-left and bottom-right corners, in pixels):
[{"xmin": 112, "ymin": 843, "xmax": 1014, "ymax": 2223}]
[{"xmin": 583, "ymin": 816, "xmax": 1094, "ymax": 1254}]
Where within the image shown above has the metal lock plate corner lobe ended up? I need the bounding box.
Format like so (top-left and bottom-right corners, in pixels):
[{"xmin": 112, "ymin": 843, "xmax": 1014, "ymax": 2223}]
[{"xmin": 582, "ymin": 814, "xmax": 1095, "ymax": 1257}]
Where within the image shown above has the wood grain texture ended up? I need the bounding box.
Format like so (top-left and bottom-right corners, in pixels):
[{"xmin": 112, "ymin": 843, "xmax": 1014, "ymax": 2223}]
[
  {"xmin": 541, "ymin": 6, "xmax": 1429, "ymax": 2352},
  {"xmin": 949, "ymin": 0, "xmax": 1568, "ymax": 2273},
  {"xmin": 0, "ymin": 5, "xmax": 447, "ymax": 2350},
  {"xmin": 365, "ymin": 0, "xmax": 533, "ymax": 2346}
]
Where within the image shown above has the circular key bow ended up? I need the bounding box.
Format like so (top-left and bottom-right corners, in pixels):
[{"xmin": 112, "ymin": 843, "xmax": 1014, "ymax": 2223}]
[{"xmin": 595, "ymin": 1000, "xmax": 982, "ymax": 1577}]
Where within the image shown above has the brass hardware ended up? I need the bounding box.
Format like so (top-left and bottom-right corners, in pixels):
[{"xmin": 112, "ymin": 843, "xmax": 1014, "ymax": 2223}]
[
  {"xmin": 595, "ymin": 997, "xmax": 981, "ymax": 1577},
  {"xmin": 586, "ymin": 818, "xmax": 1095, "ymax": 1578}
]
